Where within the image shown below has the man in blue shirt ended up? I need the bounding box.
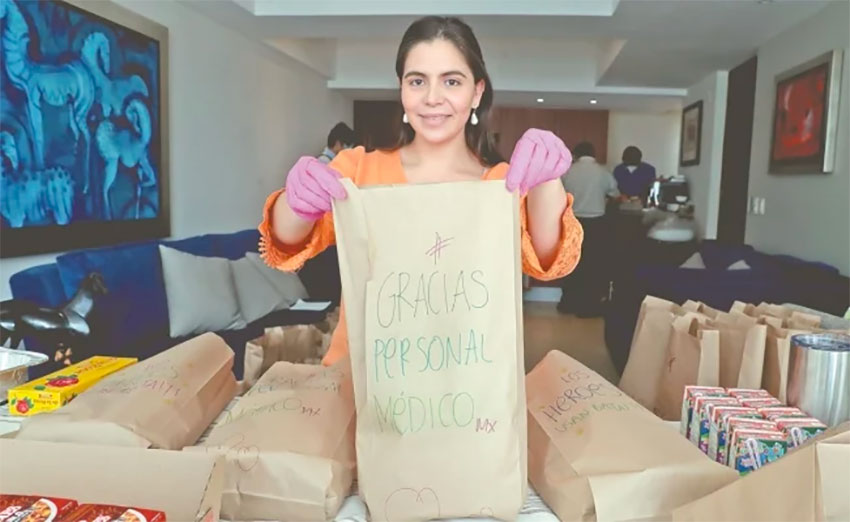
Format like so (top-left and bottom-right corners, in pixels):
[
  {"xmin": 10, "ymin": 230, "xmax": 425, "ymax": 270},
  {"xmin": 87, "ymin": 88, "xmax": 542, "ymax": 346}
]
[
  {"xmin": 318, "ymin": 123, "xmax": 357, "ymax": 164},
  {"xmin": 613, "ymin": 146, "xmax": 656, "ymax": 200}
]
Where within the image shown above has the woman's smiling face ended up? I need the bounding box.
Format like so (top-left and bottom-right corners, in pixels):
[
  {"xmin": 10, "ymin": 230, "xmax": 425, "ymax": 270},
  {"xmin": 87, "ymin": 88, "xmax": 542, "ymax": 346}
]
[{"xmin": 400, "ymin": 38, "xmax": 484, "ymax": 146}]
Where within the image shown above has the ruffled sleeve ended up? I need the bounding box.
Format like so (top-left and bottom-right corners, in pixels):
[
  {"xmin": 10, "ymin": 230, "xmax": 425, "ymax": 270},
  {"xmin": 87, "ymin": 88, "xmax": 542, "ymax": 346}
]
[{"xmin": 519, "ymin": 193, "xmax": 583, "ymax": 281}]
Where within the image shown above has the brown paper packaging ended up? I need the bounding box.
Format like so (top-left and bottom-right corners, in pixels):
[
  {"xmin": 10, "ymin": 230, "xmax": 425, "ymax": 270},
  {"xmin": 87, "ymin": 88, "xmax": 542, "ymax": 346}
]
[
  {"xmin": 16, "ymin": 332, "xmax": 237, "ymax": 449},
  {"xmin": 528, "ymin": 350, "xmax": 737, "ymax": 522},
  {"xmin": 191, "ymin": 358, "xmax": 355, "ymax": 521}
]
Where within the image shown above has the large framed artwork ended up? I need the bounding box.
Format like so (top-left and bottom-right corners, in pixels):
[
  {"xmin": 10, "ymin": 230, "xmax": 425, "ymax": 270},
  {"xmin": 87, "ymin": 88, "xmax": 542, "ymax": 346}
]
[
  {"xmin": 0, "ymin": 0, "xmax": 169, "ymax": 257},
  {"xmin": 769, "ymin": 49, "xmax": 844, "ymax": 174},
  {"xmin": 680, "ymin": 100, "xmax": 702, "ymax": 167}
]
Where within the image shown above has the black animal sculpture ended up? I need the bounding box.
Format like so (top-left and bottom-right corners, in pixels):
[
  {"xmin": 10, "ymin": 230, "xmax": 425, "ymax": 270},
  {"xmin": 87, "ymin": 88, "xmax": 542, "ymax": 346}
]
[{"xmin": 0, "ymin": 273, "xmax": 108, "ymax": 357}]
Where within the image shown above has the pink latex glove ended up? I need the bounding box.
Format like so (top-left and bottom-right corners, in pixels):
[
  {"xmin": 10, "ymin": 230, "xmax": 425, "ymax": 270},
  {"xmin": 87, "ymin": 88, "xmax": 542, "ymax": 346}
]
[
  {"xmin": 284, "ymin": 156, "xmax": 347, "ymax": 221},
  {"xmin": 505, "ymin": 128, "xmax": 573, "ymax": 194}
]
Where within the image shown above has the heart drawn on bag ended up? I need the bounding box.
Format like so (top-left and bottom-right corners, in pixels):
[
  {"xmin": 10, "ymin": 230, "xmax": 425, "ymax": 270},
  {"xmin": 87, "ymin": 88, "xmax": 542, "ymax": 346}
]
[{"xmin": 384, "ymin": 487, "xmax": 441, "ymax": 521}]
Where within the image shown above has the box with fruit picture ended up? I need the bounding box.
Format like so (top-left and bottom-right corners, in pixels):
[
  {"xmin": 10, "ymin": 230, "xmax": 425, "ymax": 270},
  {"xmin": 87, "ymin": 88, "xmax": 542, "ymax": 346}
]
[{"xmin": 8, "ymin": 356, "xmax": 136, "ymax": 416}]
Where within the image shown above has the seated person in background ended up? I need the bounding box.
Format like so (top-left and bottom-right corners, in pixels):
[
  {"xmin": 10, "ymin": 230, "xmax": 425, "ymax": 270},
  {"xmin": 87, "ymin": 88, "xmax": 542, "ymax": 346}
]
[
  {"xmin": 559, "ymin": 142, "xmax": 619, "ymax": 317},
  {"xmin": 318, "ymin": 122, "xmax": 358, "ymax": 164},
  {"xmin": 613, "ymin": 145, "xmax": 656, "ymax": 200}
]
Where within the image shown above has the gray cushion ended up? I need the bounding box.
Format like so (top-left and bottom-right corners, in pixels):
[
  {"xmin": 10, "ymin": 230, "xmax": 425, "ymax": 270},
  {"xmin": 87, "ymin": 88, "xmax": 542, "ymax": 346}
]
[
  {"xmin": 246, "ymin": 252, "xmax": 308, "ymax": 308},
  {"xmin": 231, "ymin": 256, "xmax": 285, "ymax": 323},
  {"xmin": 159, "ymin": 245, "xmax": 246, "ymax": 337}
]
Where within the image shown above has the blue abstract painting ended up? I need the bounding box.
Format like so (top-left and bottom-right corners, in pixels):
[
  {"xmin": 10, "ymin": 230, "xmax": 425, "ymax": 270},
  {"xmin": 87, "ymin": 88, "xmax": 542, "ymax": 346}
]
[{"xmin": 0, "ymin": 0, "xmax": 161, "ymax": 236}]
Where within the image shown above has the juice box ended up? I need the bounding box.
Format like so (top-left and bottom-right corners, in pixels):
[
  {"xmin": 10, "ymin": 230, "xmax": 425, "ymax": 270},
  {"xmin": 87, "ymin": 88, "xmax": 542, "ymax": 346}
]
[
  {"xmin": 61, "ymin": 504, "xmax": 128, "ymax": 522},
  {"xmin": 680, "ymin": 386, "xmax": 726, "ymax": 438},
  {"xmin": 8, "ymin": 356, "xmax": 136, "ymax": 416},
  {"xmin": 112, "ymin": 508, "xmax": 166, "ymax": 522},
  {"xmin": 776, "ymin": 417, "xmax": 827, "ymax": 449},
  {"xmin": 737, "ymin": 397, "xmax": 782, "ymax": 408},
  {"xmin": 728, "ymin": 428, "xmax": 787, "ymax": 475},
  {"xmin": 721, "ymin": 417, "xmax": 778, "ymax": 465},
  {"xmin": 707, "ymin": 406, "xmax": 758, "ymax": 461},
  {"xmin": 691, "ymin": 396, "xmax": 738, "ymax": 448},
  {"xmin": 0, "ymin": 496, "xmax": 38, "ymax": 522},
  {"xmin": 6, "ymin": 497, "xmax": 77, "ymax": 522},
  {"xmin": 758, "ymin": 406, "xmax": 807, "ymax": 421},
  {"xmin": 727, "ymin": 388, "xmax": 772, "ymax": 400}
]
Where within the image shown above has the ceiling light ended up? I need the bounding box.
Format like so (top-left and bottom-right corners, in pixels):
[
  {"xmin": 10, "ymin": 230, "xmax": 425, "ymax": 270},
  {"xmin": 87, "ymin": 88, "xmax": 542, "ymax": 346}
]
[
  {"xmin": 590, "ymin": 99, "xmax": 598, "ymax": 105},
  {"xmin": 536, "ymin": 98, "xmax": 544, "ymax": 103}
]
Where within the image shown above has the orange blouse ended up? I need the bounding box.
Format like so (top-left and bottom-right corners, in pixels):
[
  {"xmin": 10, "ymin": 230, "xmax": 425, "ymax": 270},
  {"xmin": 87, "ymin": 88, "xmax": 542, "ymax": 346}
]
[{"xmin": 259, "ymin": 146, "xmax": 583, "ymax": 365}]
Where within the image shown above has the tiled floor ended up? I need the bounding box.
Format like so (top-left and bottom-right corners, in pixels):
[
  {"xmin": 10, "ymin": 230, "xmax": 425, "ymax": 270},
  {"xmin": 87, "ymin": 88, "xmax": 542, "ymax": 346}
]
[{"xmin": 522, "ymin": 301, "xmax": 619, "ymax": 383}]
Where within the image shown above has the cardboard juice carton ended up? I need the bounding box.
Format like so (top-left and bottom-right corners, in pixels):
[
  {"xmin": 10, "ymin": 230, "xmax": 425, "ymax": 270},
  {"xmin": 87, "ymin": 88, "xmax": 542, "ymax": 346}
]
[
  {"xmin": 720, "ymin": 417, "xmax": 778, "ymax": 465},
  {"xmin": 737, "ymin": 397, "xmax": 782, "ymax": 408},
  {"xmin": 726, "ymin": 388, "xmax": 772, "ymax": 400},
  {"xmin": 691, "ymin": 396, "xmax": 738, "ymax": 448},
  {"xmin": 707, "ymin": 406, "xmax": 758, "ymax": 461},
  {"xmin": 776, "ymin": 417, "xmax": 827, "ymax": 449},
  {"xmin": 680, "ymin": 386, "xmax": 726, "ymax": 438},
  {"xmin": 728, "ymin": 428, "xmax": 787, "ymax": 475},
  {"xmin": 8, "ymin": 356, "xmax": 137, "ymax": 416},
  {"xmin": 758, "ymin": 406, "xmax": 807, "ymax": 421},
  {"xmin": 6, "ymin": 496, "xmax": 77, "ymax": 522}
]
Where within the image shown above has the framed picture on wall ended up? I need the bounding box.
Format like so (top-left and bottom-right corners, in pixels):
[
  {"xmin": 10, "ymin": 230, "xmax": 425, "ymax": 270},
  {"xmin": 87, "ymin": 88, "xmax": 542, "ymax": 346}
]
[
  {"xmin": 769, "ymin": 49, "xmax": 844, "ymax": 174},
  {"xmin": 680, "ymin": 100, "xmax": 703, "ymax": 167},
  {"xmin": 0, "ymin": 0, "xmax": 169, "ymax": 257}
]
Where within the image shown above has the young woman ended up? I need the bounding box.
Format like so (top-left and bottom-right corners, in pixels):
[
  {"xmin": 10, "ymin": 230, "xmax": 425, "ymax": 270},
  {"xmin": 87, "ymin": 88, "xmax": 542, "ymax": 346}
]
[{"xmin": 260, "ymin": 16, "xmax": 584, "ymax": 365}]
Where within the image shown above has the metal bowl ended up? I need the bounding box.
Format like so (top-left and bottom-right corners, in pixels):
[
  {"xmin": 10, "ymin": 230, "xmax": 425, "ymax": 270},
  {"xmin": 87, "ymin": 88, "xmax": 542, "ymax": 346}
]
[{"xmin": 0, "ymin": 348, "xmax": 49, "ymax": 402}]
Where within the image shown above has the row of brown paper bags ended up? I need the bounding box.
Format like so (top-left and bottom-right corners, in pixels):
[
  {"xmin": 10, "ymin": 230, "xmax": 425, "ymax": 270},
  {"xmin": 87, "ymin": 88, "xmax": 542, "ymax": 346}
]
[
  {"xmin": 10, "ymin": 328, "xmax": 845, "ymax": 521},
  {"xmin": 619, "ymin": 297, "xmax": 849, "ymax": 420}
]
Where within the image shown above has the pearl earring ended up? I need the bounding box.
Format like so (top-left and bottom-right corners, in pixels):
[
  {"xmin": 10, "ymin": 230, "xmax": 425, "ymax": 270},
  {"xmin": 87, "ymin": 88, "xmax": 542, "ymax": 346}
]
[
  {"xmin": 402, "ymin": 113, "xmax": 409, "ymax": 124},
  {"xmin": 470, "ymin": 109, "xmax": 479, "ymax": 126}
]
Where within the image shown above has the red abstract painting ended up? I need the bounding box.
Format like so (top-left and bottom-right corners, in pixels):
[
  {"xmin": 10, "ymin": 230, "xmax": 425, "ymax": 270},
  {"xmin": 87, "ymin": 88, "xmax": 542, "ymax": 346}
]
[{"xmin": 771, "ymin": 63, "xmax": 828, "ymax": 161}]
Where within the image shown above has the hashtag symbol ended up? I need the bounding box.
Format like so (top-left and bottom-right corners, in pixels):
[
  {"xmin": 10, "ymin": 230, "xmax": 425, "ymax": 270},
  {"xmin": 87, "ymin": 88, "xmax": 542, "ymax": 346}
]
[{"xmin": 425, "ymin": 232, "xmax": 453, "ymax": 264}]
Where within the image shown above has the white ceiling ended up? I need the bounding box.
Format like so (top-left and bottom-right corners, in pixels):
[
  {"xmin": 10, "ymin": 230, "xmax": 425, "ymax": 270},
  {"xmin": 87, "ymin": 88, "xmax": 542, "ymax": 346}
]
[{"xmin": 186, "ymin": 0, "xmax": 836, "ymax": 111}]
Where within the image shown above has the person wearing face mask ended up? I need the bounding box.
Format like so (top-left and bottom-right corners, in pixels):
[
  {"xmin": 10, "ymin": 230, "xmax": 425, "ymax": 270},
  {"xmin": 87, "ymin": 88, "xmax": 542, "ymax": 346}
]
[
  {"xmin": 318, "ymin": 122, "xmax": 358, "ymax": 164},
  {"xmin": 259, "ymin": 16, "xmax": 584, "ymax": 366},
  {"xmin": 613, "ymin": 145, "xmax": 656, "ymax": 200}
]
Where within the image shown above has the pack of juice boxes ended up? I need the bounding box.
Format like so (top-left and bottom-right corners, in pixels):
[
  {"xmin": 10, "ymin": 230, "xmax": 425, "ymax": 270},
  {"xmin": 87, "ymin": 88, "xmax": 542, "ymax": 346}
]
[
  {"xmin": 0, "ymin": 494, "xmax": 165, "ymax": 522},
  {"xmin": 680, "ymin": 385, "xmax": 827, "ymax": 475}
]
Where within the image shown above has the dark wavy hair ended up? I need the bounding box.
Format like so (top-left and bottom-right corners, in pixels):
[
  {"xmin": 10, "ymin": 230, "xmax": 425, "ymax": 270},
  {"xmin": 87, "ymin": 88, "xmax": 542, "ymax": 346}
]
[{"xmin": 393, "ymin": 16, "xmax": 502, "ymax": 166}]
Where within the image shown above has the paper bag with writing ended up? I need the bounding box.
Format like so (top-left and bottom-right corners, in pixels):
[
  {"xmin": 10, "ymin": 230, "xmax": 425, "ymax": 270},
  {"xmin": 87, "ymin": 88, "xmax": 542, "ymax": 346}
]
[
  {"xmin": 333, "ymin": 179, "xmax": 526, "ymax": 521},
  {"xmin": 528, "ymin": 350, "xmax": 736, "ymax": 522},
  {"xmin": 655, "ymin": 315, "xmax": 721, "ymax": 420},
  {"xmin": 243, "ymin": 325, "xmax": 330, "ymax": 389},
  {"xmin": 194, "ymin": 358, "xmax": 355, "ymax": 521},
  {"xmin": 673, "ymin": 422, "xmax": 850, "ymax": 521},
  {"xmin": 17, "ymin": 333, "xmax": 237, "ymax": 449}
]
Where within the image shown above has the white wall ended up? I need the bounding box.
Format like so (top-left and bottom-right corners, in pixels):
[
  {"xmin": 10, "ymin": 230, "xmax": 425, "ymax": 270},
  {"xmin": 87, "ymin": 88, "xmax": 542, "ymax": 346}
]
[
  {"xmin": 681, "ymin": 71, "xmax": 728, "ymax": 239},
  {"xmin": 0, "ymin": 0, "xmax": 352, "ymax": 299},
  {"xmin": 606, "ymin": 111, "xmax": 681, "ymax": 177},
  {"xmin": 746, "ymin": 1, "xmax": 850, "ymax": 275}
]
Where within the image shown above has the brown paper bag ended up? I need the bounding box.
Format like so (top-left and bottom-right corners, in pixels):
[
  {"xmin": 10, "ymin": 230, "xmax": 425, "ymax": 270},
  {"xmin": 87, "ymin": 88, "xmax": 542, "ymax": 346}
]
[
  {"xmin": 243, "ymin": 325, "xmax": 331, "ymax": 389},
  {"xmin": 673, "ymin": 422, "xmax": 850, "ymax": 521},
  {"xmin": 620, "ymin": 297, "xmax": 720, "ymax": 412},
  {"xmin": 528, "ymin": 350, "xmax": 737, "ymax": 522},
  {"xmin": 194, "ymin": 358, "xmax": 355, "ymax": 521},
  {"xmin": 0, "ymin": 438, "xmax": 225, "ymax": 521},
  {"xmin": 712, "ymin": 313, "xmax": 767, "ymax": 389},
  {"xmin": 17, "ymin": 333, "xmax": 237, "ymax": 449},
  {"xmin": 655, "ymin": 315, "xmax": 721, "ymax": 420},
  {"xmin": 731, "ymin": 300, "xmax": 822, "ymax": 329},
  {"xmin": 333, "ymin": 180, "xmax": 526, "ymax": 521}
]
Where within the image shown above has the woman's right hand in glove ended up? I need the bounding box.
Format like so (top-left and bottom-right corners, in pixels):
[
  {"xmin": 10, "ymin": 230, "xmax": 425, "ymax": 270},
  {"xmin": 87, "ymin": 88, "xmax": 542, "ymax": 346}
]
[{"xmin": 284, "ymin": 156, "xmax": 348, "ymax": 221}]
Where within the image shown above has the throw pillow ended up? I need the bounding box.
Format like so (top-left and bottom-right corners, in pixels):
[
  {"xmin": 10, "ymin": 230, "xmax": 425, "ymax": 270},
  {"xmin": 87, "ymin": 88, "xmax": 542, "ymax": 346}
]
[
  {"xmin": 231, "ymin": 256, "xmax": 285, "ymax": 323},
  {"xmin": 680, "ymin": 252, "xmax": 706, "ymax": 269},
  {"xmin": 159, "ymin": 245, "xmax": 246, "ymax": 337},
  {"xmin": 727, "ymin": 259, "xmax": 752, "ymax": 270},
  {"xmin": 246, "ymin": 252, "xmax": 309, "ymax": 307}
]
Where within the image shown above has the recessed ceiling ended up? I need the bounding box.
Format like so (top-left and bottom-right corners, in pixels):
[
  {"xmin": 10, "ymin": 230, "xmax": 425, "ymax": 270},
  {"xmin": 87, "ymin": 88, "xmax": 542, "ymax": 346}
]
[{"xmin": 185, "ymin": 0, "xmax": 836, "ymax": 110}]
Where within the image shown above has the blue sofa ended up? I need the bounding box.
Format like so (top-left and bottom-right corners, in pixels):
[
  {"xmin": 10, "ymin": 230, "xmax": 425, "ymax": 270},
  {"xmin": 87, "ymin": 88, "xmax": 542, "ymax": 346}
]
[
  {"xmin": 9, "ymin": 229, "xmax": 341, "ymax": 379},
  {"xmin": 605, "ymin": 241, "xmax": 849, "ymax": 374}
]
